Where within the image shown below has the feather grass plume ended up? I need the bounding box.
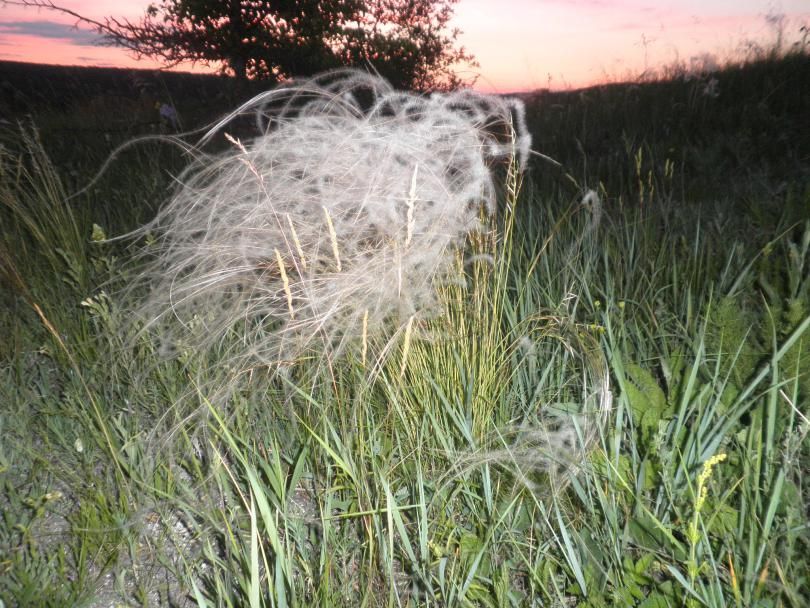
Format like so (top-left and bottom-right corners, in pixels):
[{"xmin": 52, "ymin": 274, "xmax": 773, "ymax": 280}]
[
  {"xmin": 133, "ymin": 70, "xmax": 531, "ymax": 369},
  {"xmin": 120, "ymin": 69, "xmax": 610, "ymax": 496}
]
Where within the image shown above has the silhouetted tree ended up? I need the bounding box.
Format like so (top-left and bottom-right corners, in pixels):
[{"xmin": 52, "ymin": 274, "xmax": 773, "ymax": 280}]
[{"xmin": 13, "ymin": 0, "xmax": 475, "ymax": 90}]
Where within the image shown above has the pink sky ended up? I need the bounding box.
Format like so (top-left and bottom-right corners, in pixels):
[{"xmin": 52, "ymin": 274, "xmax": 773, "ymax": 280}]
[{"xmin": 1, "ymin": 1, "xmax": 808, "ymax": 92}]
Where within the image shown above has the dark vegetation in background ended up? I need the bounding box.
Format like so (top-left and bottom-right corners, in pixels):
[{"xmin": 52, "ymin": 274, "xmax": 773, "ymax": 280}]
[
  {"xmin": 0, "ymin": 60, "xmax": 267, "ymax": 128},
  {"xmin": 526, "ymin": 52, "xmax": 810, "ymax": 206}
]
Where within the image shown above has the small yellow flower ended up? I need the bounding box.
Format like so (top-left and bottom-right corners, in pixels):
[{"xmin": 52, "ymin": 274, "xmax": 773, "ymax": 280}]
[
  {"xmin": 91, "ymin": 223, "xmax": 106, "ymax": 242},
  {"xmin": 696, "ymin": 453, "xmax": 727, "ymax": 512},
  {"xmin": 698, "ymin": 453, "xmax": 727, "ymax": 486}
]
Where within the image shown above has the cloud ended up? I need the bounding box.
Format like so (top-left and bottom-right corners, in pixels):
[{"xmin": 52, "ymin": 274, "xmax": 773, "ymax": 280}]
[{"xmin": 0, "ymin": 20, "xmax": 102, "ymax": 46}]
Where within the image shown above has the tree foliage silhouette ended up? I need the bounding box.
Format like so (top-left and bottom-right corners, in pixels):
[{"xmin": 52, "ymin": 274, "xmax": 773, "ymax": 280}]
[{"xmin": 13, "ymin": 0, "xmax": 475, "ymax": 90}]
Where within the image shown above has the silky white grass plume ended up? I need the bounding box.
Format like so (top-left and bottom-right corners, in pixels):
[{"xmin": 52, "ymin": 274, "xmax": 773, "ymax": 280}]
[{"xmin": 135, "ymin": 70, "xmax": 531, "ymax": 368}]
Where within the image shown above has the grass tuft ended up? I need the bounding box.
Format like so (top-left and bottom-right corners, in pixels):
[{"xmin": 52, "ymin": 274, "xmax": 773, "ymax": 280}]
[
  {"xmin": 131, "ymin": 70, "xmax": 532, "ymax": 375},
  {"xmin": 1, "ymin": 55, "xmax": 809, "ymax": 606}
]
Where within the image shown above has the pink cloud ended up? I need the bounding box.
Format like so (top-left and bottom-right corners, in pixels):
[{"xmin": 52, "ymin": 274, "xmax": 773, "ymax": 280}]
[{"xmin": 0, "ymin": 2, "xmax": 188, "ymax": 69}]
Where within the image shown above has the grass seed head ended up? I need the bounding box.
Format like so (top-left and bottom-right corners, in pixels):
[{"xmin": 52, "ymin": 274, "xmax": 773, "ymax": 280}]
[{"xmin": 134, "ymin": 69, "xmax": 530, "ymax": 369}]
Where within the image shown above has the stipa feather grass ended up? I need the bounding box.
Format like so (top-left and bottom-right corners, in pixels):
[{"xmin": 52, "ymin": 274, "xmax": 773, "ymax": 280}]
[
  {"xmin": 135, "ymin": 70, "xmax": 532, "ymax": 368},
  {"xmin": 126, "ymin": 70, "xmax": 613, "ymax": 483}
]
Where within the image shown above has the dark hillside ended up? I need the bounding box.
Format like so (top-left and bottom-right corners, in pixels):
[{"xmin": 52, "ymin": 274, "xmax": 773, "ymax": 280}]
[
  {"xmin": 0, "ymin": 60, "xmax": 265, "ymax": 133},
  {"xmin": 524, "ymin": 52, "xmax": 810, "ymax": 204},
  {"xmin": 0, "ymin": 61, "xmax": 257, "ymax": 115}
]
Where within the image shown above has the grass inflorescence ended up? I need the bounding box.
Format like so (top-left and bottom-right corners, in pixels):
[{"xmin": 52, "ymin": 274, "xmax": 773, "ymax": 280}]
[{"xmin": 130, "ymin": 70, "xmax": 532, "ymax": 375}]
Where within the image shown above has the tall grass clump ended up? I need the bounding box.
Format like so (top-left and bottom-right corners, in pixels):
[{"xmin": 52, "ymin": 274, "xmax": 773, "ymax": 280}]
[
  {"xmin": 0, "ymin": 129, "xmax": 89, "ymax": 307},
  {"xmin": 132, "ymin": 70, "xmax": 532, "ymax": 374},
  {"xmin": 114, "ymin": 70, "xmax": 613, "ymax": 604}
]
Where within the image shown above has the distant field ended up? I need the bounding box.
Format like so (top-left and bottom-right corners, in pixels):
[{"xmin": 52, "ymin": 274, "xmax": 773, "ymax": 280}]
[{"xmin": 0, "ymin": 60, "xmax": 264, "ymax": 118}]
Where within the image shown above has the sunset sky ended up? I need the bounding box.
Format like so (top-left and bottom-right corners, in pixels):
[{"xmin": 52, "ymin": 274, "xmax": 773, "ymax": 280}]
[{"xmin": 1, "ymin": 1, "xmax": 808, "ymax": 92}]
